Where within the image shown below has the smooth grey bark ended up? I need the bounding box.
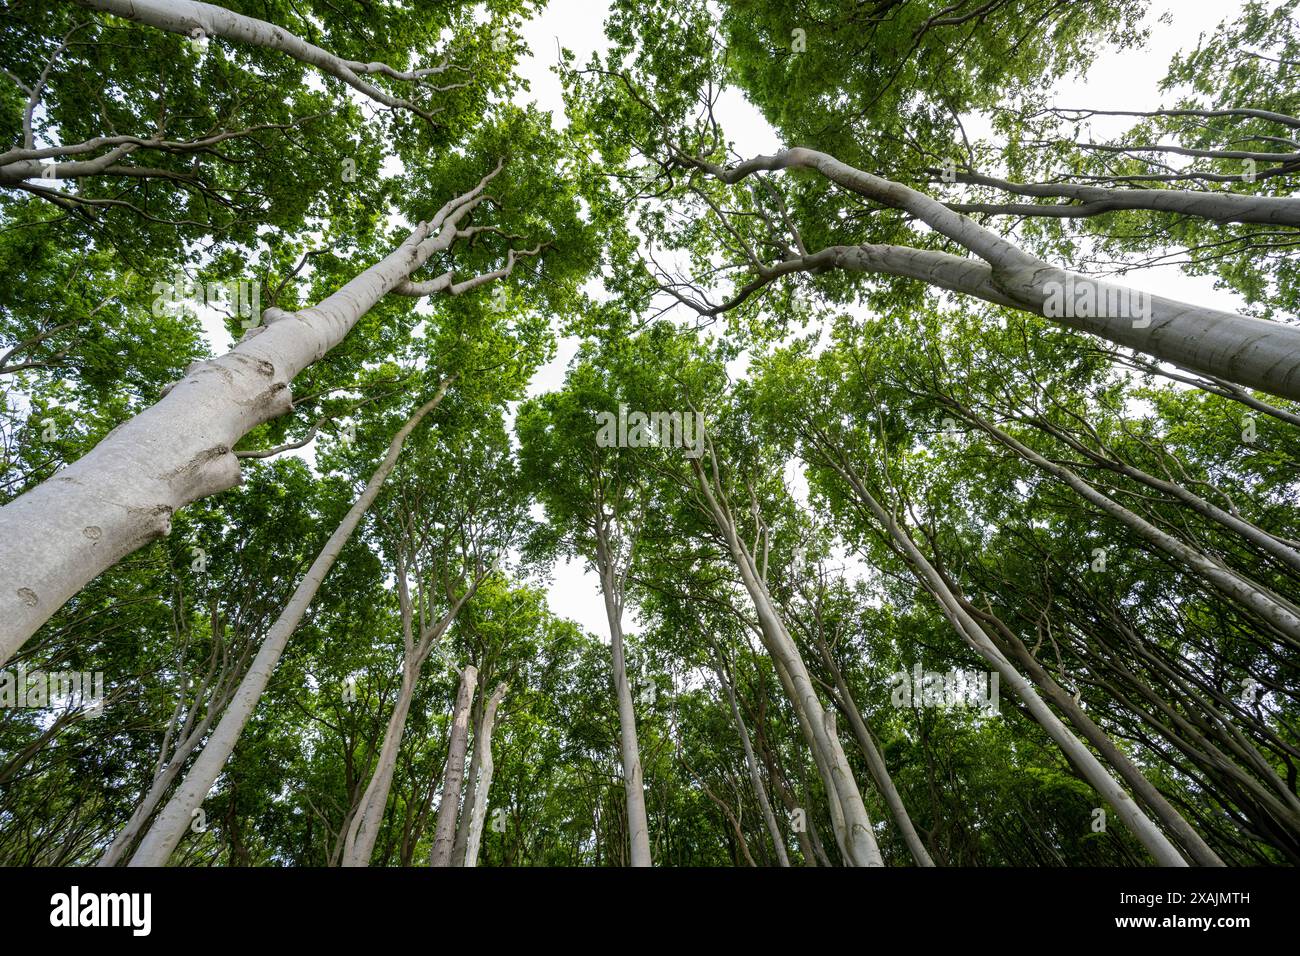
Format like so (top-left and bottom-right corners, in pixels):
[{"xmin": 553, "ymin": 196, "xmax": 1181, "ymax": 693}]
[
  {"xmin": 740, "ymin": 558, "xmax": 875, "ymax": 867},
  {"xmin": 944, "ymin": 169, "xmax": 1300, "ymax": 226},
  {"xmin": 815, "ymin": 440, "xmax": 1188, "ymax": 865},
  {"xmin": 604, "ymin": 610, "xmax": 654, "ymax": 867},
  {"xmin": 771, "ymin": 651, "xmax": 850, "ymax": 860},
  {"xmin": 429, "ymin": 664, "xmax": 477, "ymax": 867},
  {"xmin": 461, "ymin": 683, "xmax": 507, "ymax": 868},
  {"xmin": 716, "ymin": 663, "xmax": 790, "ymax": 867},
  {"xmin": 689, "ymin": 453, "xmax": 884, "ymax": 867},
  {"xmin": 67, "ymin": 0, "xmax": 444, "ymax": 119},
  {"xmin": 593, "ymin": 525, "xmax": 653, "ymax": 867},
  {"xmin": 812, "ymin": 635, "xmax": 935, "ymax": 867},
  {"xmin": 838, "ymin": 693, "xmax": 933, "ymax": 867},
  {"xmin": 339, "ymin": 583, "xmax": 476, "ymax": 867},
  {"xmin": 451, "ymin": 683, "xmax": 485, "ymax": 866},
  {"xmin": 126, "ymin": 384, "xmax": 451, "ymax": 865},
  {"xmin": 683, "ymin": 147, "xmax": 1300, "ymax": 401},
  {"xmin": 1024, "ymin": 415, "xmax": 1300, "ymax": 575},
  {"xmin": 98, "ymin": 699, "xmax": 226, "ymax": 866},
  {"xmin": 0, "ymin": 170, "xmax": 499, "ymax": 663},
  {"xmin": 966, "ymin": 602, "xmax": 1226, "ymax": 867},
  {"xmin": 965, "ymin": 412, "xmax": 1300, "ymax": 646},
  {"xmin": 99, "ymin": 605, "xmax": 249, "ymax": 865}
]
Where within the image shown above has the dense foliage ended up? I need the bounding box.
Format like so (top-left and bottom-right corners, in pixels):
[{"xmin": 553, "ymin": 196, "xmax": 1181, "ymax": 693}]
[{"xmin": 1, "ymin": 0, "xmax": 1297, "ymax": 866}]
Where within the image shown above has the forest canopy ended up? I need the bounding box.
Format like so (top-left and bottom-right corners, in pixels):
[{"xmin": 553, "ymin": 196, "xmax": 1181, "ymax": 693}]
[{"xmin": 0, "ymin": 0, "xmax": 1298, "ymax": 870}]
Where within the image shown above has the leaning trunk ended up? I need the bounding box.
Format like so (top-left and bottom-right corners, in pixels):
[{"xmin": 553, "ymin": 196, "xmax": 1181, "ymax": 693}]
[
  {"xmin": 717, "ymin": 664, "xmax": 790, "ymax": 867},
  {"xmin": 816, "ymin": 639, "xmax": 935, "ymax": 867},
  {"xmin": 821, "ymin": 444, "xmax": 1188, "ymax": 866},
  {"xmin": 339, "ymin": 662, "xmax": 421, "ymax": 867},
  {"xmin": 0, "ymin": 175, "xmax": 491, "ymax": 660},
  {"xmin": 982, "ymin": 610, "xmax": 1226, "ymax": 867},
  {"xmin": 691, "ymin": 458, "xmax": 884, "ymax": 867},
  {"xmin": 126, "ymin": 387, "xmax": 450, "ymax": 865},
  {"xmin": 98, "ymin": 705, "xmax": 221, "ymax": 866}
]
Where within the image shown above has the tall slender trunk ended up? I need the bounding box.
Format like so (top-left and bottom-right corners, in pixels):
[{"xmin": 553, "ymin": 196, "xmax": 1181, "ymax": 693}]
[
  {"xmin": 716, "ymin": 663, "xmax": 789, "ymax": 867},
  {"xmin": 98, "ymin": 702, "xmax": 225, "ymax": 866},
  {"xmin": 451, "ymin": 683, "xmax": 485, "ymax": 866},
  {"xmin": 461, "ymin": 683, "xmax": 507, "ymax": 868},
  {"xmin": 340, "ymin": 583, "xmax": 475, "ymax": 867},
  {"xmin": 958, "ymin": 406, "xmax": 1300, "ymax": 647},
  {"xmin": 430, "ymin": 665, "xmax": 477, "ymax": 866},
  {"xmin": 691, "ymin": 457, "xmax": 884, "ymax": 866},
  {"xmin": 0, "ymin": 170, "xmax": 495, "ymax": 660},
  {"xmin": 126, "ymin": 385, "xmax": 451, "ymax": 865},
  {"xmin": 339, "ymin": 662, "xmax": 419, "ymax": 867},
  {"xmin": 593, "ymin": 525, "xmax": 653, "ymax": 867},
  {"xmin": 816, "ymin": 438, "xmax": 1188, "ymax": 865},
  {"xmin": 813, "ymin": 636, "xmax": 935, "ymax": 867},
  {"xmin": 770, "ymin": 650, "xmax": 850, "ymax": 860},
  {"xmin": 969, "ymin": 602, "xmax": 1225, "ymax": 867}
]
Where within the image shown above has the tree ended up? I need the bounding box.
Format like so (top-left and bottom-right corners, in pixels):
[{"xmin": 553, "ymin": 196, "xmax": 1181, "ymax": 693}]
[{"xmin": 2, "ymin": 0, "xmax": 1297, "ymax": 871}]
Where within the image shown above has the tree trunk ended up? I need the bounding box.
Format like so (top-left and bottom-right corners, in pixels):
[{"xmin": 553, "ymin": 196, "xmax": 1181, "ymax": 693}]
[
  {"xmin": 339, "ymin": 662, "xmax": 420, "ymax": 867},
  {"xmin": 340, "ymin": 577, "xmax": 475, "ymax": 867},
  {"xmin": 973, "ymin": 604, "xmax": 1226, "ymax": 867},
  {"xmin": 814, "ymin": 636, "xmax": 936, "ymax": 867},
  {"xmin": 716, "ymin": 663, "xmax": 790, "ymax": 867},
  {"xmin": 462, "ymin": 683, "xmax": 507, "ymax": 867},
  {"xmin": 769, "ymin": 649, "xmax": 850, "ymax": 860},
  {"xmin": 817, "ymin": 441, "xmax": 1188, "ymax": 865},
  {"xmin": 429, "ymin": 664, "xmax": 477, "ymax": 867},
  {"xmin": 0, "ymin": 172, "xmax": 494, "ymax": 661},
  {"xmin": 594, "ymin": 526, "xmax": 653, "ymax": 867},
  {"xmin": 451, "ymin": 682, "xmax": 485, "ymax": 867},
  {"xmin": 692, "ymin": 147, "xmax": 1300, "ymax": 400},
  {"xmin": 97, "ymin": 701, "xmax": 225, "ymax": 866},
  {"xmin": 691, "ymin": 457, "xmax": 884, "ymax": 866},
  {"xmin": 125, "ymin": 385, "xmax": 450, "ymax": 865}
]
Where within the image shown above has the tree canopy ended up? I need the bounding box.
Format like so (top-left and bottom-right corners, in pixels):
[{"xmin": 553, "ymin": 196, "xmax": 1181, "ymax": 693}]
[{"xmin": 1, "ymin": 0, "xmax": 1298, "ymax": 869}]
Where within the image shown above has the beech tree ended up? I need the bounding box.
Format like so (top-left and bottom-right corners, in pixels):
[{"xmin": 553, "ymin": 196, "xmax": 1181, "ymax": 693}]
[
  {"xmin": 518, "ymin": 346, "xmax": 659, "ymax": 866},
  {"xmin": 2, "ymin": 0, "xmax": 1297, "ymax": 869}
]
